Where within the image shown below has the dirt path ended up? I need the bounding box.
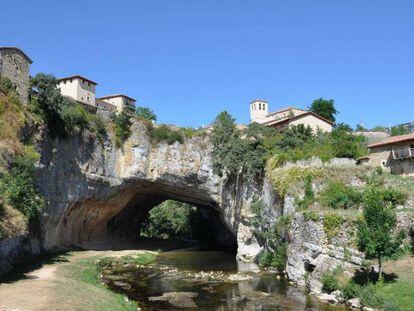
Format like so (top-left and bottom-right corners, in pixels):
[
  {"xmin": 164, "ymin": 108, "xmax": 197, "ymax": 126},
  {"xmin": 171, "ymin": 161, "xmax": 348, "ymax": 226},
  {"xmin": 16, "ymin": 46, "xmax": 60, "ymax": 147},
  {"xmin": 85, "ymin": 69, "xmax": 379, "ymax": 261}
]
[{"xmin": 0, "ymin": 250, "xmax": 143, "ymax": 311}]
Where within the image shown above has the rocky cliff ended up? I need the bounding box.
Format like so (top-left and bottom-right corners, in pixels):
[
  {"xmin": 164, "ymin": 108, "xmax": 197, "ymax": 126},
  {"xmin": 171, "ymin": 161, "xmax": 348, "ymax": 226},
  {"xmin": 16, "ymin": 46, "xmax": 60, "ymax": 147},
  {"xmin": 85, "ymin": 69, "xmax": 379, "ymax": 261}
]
[{"xmin": 36, "ymin": 121, "xmax": 271, "ymax": 261}]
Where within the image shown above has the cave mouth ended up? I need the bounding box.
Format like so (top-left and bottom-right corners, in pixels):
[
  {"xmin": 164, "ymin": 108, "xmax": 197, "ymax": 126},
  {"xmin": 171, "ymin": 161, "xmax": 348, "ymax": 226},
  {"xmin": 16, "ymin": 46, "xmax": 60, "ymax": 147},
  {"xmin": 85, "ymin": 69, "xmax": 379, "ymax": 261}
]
[{"xmin": 52, "ymin": 181, "xmax": 237, "ymax": 253}]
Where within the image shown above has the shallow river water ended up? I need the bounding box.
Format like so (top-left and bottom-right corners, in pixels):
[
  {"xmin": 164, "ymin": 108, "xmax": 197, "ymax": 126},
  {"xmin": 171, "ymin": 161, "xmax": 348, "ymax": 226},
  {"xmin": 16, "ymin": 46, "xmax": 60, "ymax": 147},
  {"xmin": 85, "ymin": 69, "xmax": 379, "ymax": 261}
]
[{"xmin": 102, "ymin": 248, "xmax": 349, "ymax": 311}]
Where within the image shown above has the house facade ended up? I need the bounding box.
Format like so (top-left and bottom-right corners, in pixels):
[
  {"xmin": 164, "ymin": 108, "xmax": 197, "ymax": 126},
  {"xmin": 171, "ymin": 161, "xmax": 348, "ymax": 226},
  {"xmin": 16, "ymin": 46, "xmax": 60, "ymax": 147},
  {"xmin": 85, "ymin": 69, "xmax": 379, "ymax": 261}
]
[
  {"xmin": 249, "ymin": 99, "xmax": 333, "ymax": 133},
  {"xmin": 57, "ymin": 75, "xmax": 98, "ymax": 107},
  {"xmin": 0, "ymin": 47, "xmax": 32, "ymax": 103},
  {"xmin": 367, "ymin": 133, "xmax": 414, "ymax": 175},
  {"xmin": 98, "ymin": 94, "xmax": 136, "ymax": 113}
]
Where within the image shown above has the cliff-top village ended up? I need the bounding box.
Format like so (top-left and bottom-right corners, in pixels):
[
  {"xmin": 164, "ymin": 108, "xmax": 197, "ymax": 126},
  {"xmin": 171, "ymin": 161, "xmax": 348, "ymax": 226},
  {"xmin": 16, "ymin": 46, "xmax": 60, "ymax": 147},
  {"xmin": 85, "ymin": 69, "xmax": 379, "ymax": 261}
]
[{"xmin": 1, "ymin": 46, "xmax": 413, "ymax": 176}]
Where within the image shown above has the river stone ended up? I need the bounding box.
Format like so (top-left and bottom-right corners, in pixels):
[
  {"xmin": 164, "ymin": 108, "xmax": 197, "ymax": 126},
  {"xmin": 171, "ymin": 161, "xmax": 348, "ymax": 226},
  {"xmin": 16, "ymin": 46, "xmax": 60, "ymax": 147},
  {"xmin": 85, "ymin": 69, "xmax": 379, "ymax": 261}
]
[
  {"xmin": 149, "ymin": 292, "xmax": 199, "ymax": 308},
  {"xmin": 347, "ymin": 298, "xmax": 361, "ymax": 308}
]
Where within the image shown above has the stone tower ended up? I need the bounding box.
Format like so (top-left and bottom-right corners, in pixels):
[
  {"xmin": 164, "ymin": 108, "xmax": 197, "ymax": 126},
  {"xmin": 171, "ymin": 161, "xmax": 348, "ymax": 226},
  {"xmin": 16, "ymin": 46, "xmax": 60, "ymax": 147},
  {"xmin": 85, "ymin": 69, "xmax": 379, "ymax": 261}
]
[
  {"xmin": 0, "ymin": 47, "xmax": 32, "ymax": 103},
  {"xmin": 249, "ymin": 99, "xmax": 269, "ymax": 123}
]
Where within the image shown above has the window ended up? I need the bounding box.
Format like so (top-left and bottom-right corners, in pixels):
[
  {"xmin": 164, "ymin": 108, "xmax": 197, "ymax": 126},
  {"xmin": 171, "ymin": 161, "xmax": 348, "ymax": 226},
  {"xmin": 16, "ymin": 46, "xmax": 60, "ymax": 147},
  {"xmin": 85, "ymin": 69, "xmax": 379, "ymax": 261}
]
[
  {"xmin": 263, "ymin": 104, "xmax": 266, "ymax": 110},
  {"xmin": 410, "ymin": 144, "xmax": 414, "ymax": 149},
  {"xmin": 87, "ymin": 96, "xmax": 90, "ymax": 101},
  {"xmin": 259, "ymin": 103, "xmax": 262, "ymax": 110}
]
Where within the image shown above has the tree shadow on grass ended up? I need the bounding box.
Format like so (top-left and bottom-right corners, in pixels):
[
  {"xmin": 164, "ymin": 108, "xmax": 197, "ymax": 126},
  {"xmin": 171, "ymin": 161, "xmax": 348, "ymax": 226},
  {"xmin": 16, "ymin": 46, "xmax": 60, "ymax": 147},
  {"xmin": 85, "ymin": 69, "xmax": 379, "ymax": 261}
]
[
  {"xmin": 352, "ymin": 267, "xmax": 398, "ymax": 286},
  {"xmin": 0, "ymin": 250, "xmax": 70, "ymax": 284}
]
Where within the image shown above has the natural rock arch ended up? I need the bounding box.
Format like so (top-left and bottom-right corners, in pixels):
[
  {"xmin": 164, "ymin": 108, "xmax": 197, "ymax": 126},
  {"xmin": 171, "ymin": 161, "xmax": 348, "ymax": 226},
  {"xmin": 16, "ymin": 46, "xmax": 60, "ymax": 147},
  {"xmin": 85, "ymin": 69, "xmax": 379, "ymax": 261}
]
[{"xmin": 37, "ymin": 122, "xmax": 276, "ymax": 260}]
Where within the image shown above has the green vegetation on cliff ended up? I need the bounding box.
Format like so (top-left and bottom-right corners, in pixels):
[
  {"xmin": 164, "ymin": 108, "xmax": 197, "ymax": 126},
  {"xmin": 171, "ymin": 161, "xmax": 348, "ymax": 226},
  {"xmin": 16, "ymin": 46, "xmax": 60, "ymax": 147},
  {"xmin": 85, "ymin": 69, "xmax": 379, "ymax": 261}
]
[{"xmin": 0, "ymin": 77, "xmax": 46, "ymax": 240}]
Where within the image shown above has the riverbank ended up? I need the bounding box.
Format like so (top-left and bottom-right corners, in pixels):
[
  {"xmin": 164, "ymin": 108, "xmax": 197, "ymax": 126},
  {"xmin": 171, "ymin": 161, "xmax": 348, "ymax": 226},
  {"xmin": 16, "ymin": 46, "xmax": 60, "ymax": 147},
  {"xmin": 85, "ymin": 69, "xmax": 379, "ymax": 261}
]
[{"xmin": 0, "ymin": 249, "xmax": 154, "ymax": 310}]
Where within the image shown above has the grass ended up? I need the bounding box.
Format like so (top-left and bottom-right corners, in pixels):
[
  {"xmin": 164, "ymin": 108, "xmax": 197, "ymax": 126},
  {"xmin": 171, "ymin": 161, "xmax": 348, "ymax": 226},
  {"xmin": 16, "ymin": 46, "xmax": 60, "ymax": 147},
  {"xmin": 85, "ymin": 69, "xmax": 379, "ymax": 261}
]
[
  {"xmin": 375, "ymin": 256, "xmax": 414, "ymax": 311},
  {"xmin": 53, "ymin": 252, "xmax": 156, "ymax": 311}
]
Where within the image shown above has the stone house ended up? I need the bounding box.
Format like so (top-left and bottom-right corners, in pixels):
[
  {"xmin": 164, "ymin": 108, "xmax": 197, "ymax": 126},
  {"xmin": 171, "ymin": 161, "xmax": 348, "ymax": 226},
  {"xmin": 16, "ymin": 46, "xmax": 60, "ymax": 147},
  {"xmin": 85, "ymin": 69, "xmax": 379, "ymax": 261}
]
[
  {"xmin": 249, "ymin": 99, "xmax": 333, "ymax": 133},
  {"xmin": 367, "ymin": 133, "xmax": 414, "ymax": 175},
  {"xmin": 97, "ymin": 94, "xmax": 136, "ymax": 113},
  {"xmin": 0, "ymin": 47, "xmax": 32, "ymax": 103}
]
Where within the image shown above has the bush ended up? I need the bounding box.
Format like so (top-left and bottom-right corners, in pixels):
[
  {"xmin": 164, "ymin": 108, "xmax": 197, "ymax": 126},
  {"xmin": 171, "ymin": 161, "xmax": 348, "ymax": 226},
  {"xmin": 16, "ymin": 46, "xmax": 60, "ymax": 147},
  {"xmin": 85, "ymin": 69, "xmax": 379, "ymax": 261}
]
[
  {"xmin": 150, "ymin": 125, "xmax": 183, "ymax": 145},
  {"xmin": 0, "ymin": 154, "xmax": 45, "ymax": 224},
  {"xmin": 321, "ymin": 272, "xmax": 339, "ymax": 293},
  {"xmin": 0, "ymin": 204, "xmax": 28, "ymax": 240},
  {"xmin": 323, "ymin": 212, "xmax": 344, "ymax": 240},
  {"xmin": 0, "ymin": 76, "xmax": 16, "ymax": 94},
  {"xmin": 319, "ymin": 181, "xmax": 362, "ymax": 209},
  {"xmin": 271, "ymin": 243, "xmax": 288, "ymax": 272},
  {"xmin": 303, "ymin": 210, "xmax": 320, "ymax": 222},
  {"xmin": 110, "ymin": 111, "xmax": 132, "ymax": 147},
  {"xmin": 342, "ymin": 280, "xmax": 361, "ymax": 300},
  {"xmin": 61, "ymin": 103, "xmax": 90, "ymax": 133}
]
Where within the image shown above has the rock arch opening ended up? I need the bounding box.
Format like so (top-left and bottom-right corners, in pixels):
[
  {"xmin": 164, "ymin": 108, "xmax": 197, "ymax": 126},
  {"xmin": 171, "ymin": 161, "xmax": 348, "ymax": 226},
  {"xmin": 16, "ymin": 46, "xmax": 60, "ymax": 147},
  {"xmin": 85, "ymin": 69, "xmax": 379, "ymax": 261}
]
[{"xmin": 48, "ymin": 180, "xmax": 237, "ymax": 251}]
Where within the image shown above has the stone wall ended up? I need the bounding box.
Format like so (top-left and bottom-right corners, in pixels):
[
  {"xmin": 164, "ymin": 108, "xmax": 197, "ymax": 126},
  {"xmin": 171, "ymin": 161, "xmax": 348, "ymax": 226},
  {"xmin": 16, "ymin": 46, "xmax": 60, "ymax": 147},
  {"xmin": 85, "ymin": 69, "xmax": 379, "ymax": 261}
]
[{"xmin": 0, "ymin": 48, "xmax": 31, "ymax": 103}]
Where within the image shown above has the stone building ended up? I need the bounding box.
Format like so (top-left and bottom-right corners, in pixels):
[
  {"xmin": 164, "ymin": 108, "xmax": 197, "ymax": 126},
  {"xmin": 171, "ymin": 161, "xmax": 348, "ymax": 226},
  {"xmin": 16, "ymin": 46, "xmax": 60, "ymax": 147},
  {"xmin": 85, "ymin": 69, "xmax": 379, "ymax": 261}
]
[
  {"xmin": 98, "ymin": 94, "xmax": 136, "ymax": 113},
  {"xmin": 249, "ymin": 99, "xmax": 333, "ymax": 133},
  {"xmin": 366, "ymin": 133, "xmax": 414, "ymax": 175},
  {"xmin": 0, "ymin": 47, "xmax": 32, "ymax": 103}
]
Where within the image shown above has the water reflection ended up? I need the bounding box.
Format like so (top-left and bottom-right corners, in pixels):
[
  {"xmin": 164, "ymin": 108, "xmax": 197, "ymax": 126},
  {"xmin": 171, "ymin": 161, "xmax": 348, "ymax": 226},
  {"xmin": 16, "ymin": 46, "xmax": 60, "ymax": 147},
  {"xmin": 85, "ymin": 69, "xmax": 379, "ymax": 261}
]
[{"xmin": 102, "ymin": 250, "xmax": 348, "ymax": 311}]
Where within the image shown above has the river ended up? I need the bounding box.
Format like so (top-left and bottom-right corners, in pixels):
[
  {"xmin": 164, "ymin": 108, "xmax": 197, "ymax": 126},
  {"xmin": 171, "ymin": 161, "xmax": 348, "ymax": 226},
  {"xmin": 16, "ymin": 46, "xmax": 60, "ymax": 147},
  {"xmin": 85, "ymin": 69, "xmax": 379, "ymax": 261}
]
[{"xmin": 102, "ymin": 247, "xmax": 349, "ymax": 311}]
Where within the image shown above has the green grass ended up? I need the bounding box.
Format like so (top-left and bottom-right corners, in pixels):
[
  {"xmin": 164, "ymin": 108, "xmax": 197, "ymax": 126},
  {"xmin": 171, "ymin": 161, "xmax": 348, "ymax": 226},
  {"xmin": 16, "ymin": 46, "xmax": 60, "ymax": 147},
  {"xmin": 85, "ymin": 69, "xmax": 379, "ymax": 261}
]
[
  {"xmin": 57, "ymin": 253, "xmax": 141, "ymax": 311},
  {"xmin": 376, "ymin": 256, "xmax": 414, "ymax": 311}
]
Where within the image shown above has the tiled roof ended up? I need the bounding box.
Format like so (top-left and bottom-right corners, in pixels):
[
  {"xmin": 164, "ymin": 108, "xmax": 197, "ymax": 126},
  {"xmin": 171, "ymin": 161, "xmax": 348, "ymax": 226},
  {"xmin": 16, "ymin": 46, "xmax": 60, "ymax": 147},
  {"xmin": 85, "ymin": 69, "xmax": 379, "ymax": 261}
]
[
  {"xmin": 263, "ymin": 111, "xmax": 334, "ymax": 126},
  {"xmin": 367, "ymin": 133, "xmax": 414, "ymax": 148},
  {"xmin": 58, "ymin": 75, "xmax": 98, "ymax": 85},
  {"xmin": 98, "ymin": 94, "xmax": 136, "ymax": 102}
]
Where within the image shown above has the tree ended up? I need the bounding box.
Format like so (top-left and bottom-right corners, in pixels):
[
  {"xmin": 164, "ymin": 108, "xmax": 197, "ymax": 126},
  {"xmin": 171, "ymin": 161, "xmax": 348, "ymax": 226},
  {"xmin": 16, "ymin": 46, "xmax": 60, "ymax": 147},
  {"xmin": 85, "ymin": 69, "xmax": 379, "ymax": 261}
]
[
  {"xmin": 309, "ymin": 98, "xmax": 338, "ymax": 123},
  {"xmin": 30, "ymin": 73, "xmax": 68, "ymax": 138},
  {"xmin": 211, "ymin": 111, "xmax": 239, "ymax": 176},
  {"xmin": 391, "ymin": 125, "xmax": 409, "ymax": 137},
  {"xmin": 357, "ymin": 187, "xmax": 406, "ymax": 280},
  {"xmin": 135, "ymin": 107, "xmax": 157, "ymax": 122}
]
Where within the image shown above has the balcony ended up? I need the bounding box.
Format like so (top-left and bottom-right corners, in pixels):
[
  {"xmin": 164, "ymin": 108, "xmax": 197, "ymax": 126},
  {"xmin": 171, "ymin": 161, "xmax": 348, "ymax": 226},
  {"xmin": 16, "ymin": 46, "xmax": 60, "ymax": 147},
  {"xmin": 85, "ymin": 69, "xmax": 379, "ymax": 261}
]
[{"xmin": 393, "ymin": 147, "xmax": 414, "ymax": 160}]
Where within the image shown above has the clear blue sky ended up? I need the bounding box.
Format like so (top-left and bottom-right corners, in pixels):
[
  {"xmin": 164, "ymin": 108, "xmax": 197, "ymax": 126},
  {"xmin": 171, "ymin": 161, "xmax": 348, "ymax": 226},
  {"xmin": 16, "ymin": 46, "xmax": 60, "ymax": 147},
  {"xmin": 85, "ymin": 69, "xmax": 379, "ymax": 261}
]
[{"xmin": 1, "ymin": 0, "xmax": 413, "ymax": 128}]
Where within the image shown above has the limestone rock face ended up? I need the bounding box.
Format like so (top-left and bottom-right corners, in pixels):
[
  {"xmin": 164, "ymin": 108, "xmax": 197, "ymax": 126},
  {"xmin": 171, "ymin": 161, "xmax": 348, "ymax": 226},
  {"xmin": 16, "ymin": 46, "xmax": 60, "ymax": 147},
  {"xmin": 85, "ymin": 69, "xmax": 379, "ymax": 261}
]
[
  {"xmin": 36, "ymin": 122, "xmax": 267, "ymax": 260},
  {"xmin": 286, "ymin": 213, "xmax": 364, "ymax": 294}
]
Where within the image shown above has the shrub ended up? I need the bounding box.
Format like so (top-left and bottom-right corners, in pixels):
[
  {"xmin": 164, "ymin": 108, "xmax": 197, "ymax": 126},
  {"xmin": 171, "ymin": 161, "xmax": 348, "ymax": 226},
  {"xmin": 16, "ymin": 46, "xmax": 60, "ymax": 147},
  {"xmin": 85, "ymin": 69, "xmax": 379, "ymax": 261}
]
[
  {"xmin": 150, "ymin": 125, "xmax": 183, "ymax": 145},
  {"xmin": 0, "ymin": 76, "xmax": 16, "ymax": 94},
  {"xmin": 303, "ymin": 210, "xmax": 320, "ymax": 222},
  {"xmin": 0, "ymin": 154, "xmax": 45, "ymax": 225},
  {"xmin": 110, "ymin": 111, "xmax": 132, "ymax": 147},
  {"xmin": 0, "ymin": 204, "xmax": 28, "ymax": 240},
  {"xmin": 342, "ymin": 280, "xmax": 361, "ymax": 300},
  {"xmin": 271, "ymin": 243, "xmax": 288, "ymax": 272},
  {"xmin": 319, "ymin": 181, "xmax": 362, "ymax": 209},
  {"xmin": 323, "ymin": 212, "xmax": 344, "ymax": 240},
  {"xmin": 321, "ymin": 272, "xmax": 339, "ymax": 293},
  {"xmin": 61, "ymin": 103, "xmax": 90, "ymax": 133},
  {"xmin": 258, "ymin": 250, "xmax": 273, "ymax": 267}
]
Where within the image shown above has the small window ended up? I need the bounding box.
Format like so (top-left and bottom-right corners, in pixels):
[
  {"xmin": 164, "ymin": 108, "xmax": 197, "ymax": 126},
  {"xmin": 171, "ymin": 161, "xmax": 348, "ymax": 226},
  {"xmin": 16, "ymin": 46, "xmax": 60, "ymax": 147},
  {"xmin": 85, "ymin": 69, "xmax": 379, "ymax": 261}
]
[
  {"xmin": 263, "ymin": 104, "xmax": 266, "ymax": 110},
  {"xmin": 87, "ymin": 96, "xmax": 90, "ymax": 101},
  {"xmin": 259, "ymin": 103, "xmax": 262, "ymax": 110},
  {"xmin": 410, "ymin": 144, "xmax": 414, "ymax": 149}
]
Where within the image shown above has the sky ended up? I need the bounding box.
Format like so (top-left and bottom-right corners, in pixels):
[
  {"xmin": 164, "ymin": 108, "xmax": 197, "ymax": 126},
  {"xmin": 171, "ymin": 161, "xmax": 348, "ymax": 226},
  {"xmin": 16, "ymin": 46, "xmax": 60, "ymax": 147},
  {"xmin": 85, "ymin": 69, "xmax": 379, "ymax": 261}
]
[{"xmin": 1, "ymin": 0, "xmax": 413, "ymax": 128}]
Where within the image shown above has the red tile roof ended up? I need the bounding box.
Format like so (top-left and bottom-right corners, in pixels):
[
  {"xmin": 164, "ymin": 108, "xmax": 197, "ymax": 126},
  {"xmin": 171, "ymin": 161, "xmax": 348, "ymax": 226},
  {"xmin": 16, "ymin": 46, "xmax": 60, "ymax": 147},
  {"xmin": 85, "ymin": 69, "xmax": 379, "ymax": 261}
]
[{"xmin": 367, "ymin": 132, "xmax": 414, "ymax": 148}]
